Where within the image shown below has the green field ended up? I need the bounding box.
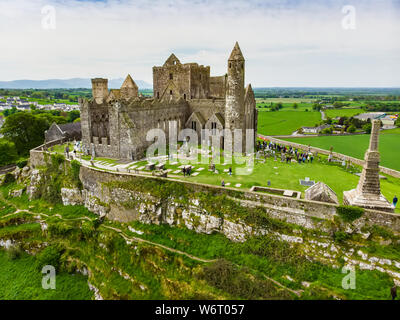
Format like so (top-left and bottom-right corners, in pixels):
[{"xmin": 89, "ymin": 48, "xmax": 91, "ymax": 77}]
[
  {"xmin": 283, "ymin": 129, "xmax": 400, "ymax": 171},
  {"xmin": 257, "ymin": 98, "xmax": 317, "ymax": 104},
  {"xmin": 257, "ymin": 110, "xmax": 322, "ymax": 135},
  {"xmin": 0, "ymin": 251, "xmax": 92, "ymax": 300},
  {"xmin": 324, "ymin": 108, "xmax": 364, "ymax": 119}
]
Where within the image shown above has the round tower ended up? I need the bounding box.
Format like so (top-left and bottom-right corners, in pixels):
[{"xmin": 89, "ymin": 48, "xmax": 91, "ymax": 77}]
[
  {"xmin": 225, "ymin": 42, "xmax": 245, "ymax": 129},
  {"xmin": 225, "ymin": 42, "xmax": 245, "ymax": 151}
]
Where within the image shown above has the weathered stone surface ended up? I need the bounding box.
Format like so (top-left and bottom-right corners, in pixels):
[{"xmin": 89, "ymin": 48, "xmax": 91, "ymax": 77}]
[
  {"xmin": 26, "ymin": 169, "xmax": 42, "ymax": 200},
  {"xmin": 9, "ymin": 188, "xmax": 24, "ymax": 198},
  {"xmin": 305, "ymin": 182, "xmax": 339, "ymax": 204},
  {"xmin": 61, "ymin": 188, "xmax": 83, "ymax": 206},
  {"xmin": 80, "ymin": 43, "xmax": 257, "ymax": 161},
  {"xmin": 21, "ymin": 166, "xmax": 30, "ymax": 179},
  {"xmin": 13, "ymin": 167, "xmax": 21, "ymax": 180}
]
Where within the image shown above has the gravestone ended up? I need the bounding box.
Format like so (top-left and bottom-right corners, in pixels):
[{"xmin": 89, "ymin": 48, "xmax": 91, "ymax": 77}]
[
  {"xmin": 283, "ymin": 190, "xmax": 294, "ymax": 197},
  {"xmin": 145, "ymin": 163, "xmax": 155, "ymax": 171},
  {"xmin": 156, "ymin": 163, "xmax": 165, "ymax": 170},
  {"xmin": 299, "ymin": 179, "xmax": 315, "ymax": 187}
]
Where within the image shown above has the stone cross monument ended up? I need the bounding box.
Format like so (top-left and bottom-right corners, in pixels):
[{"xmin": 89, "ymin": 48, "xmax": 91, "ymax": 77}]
[{"xmin": 343, "ymin": 120, "xmax": 394, "ymax": 212}]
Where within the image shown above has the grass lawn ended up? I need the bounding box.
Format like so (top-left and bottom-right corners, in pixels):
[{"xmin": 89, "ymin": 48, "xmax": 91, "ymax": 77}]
[
  {"xmin": 283, "ymin": 129, "xmax": 400, "ymax": 172},
  {"xmin": 0, "ymin": 250, "xmax": 92, "ymax": 300},
  {"xmin": 163, "ymin": 155, "xmax": 400, "ymax": 212},
  {"xmin": 324, "ymin": 108, "xmax": 364, "ymax": 119},
  {"xmin": 257, "ymin": 110, "xmax": 322, "ymax": 135}
]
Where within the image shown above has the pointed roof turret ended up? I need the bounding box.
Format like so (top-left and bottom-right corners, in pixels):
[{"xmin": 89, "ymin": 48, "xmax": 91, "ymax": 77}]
[
  {"xmin": 229, "ymin": 42, "xmax": 244, "ymax": 61},
  {"xmin": 121, "ymin": 74, "xmax": 138, "ymax": 89},
  {"xmin": 163, "ymin": 54, "xmax": 181, "ymax": 67}
]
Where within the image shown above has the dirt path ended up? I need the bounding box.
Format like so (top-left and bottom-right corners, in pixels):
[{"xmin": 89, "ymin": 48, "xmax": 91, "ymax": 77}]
[
  {"xmin": 0, "ymin": 192, "xmax": 300, "ymax": 297},
  {"xmin": 102, "ymin": 225, "xmax": 216, "ymax": 263}
]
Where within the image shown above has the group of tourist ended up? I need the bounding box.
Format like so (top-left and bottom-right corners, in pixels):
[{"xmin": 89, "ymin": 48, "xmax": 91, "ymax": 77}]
[
  {"xmin": 257, "ymin": 140, "xmax": 315, "ymax": 165},
  {"xmin": 64, "ymin": 141, "xmax": 82, "ymax": 160}
]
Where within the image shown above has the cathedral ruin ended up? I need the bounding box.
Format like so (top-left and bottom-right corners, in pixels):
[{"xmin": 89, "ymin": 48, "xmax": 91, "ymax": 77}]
[{"xmin": 79, "ymin": 42, "xmax": 258, "ymax": 160}]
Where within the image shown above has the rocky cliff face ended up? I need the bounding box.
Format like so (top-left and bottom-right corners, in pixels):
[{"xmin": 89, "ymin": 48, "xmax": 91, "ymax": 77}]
[
  {"xmin": 11, "ymin": 161, "xmax": 400, "ymax": 288},
  {"xmin": 57, "ymin": 183, "xmax": 400, "ymax": 285}
]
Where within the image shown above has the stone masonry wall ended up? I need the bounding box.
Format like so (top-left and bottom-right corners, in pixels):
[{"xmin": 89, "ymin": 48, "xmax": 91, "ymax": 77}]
[{"xmin": 74, "ymin": 165, "xmax": 400, "ymax": 235}]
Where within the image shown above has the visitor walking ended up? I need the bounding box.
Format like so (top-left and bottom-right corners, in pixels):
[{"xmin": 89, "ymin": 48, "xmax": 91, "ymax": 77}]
[
  {"xmin": 391, "ymin": 285, "xmax": 397, "ymax": 300},
  {"xmin": 393, "ymin": 196, "xmax": 398, "ymax": 208},
  {"xmin": 65, "ymin": 145, "xmax": 70, "ymax": 160},
  {"xmin": 221, "ymin": 180, "xmax": 225, "ymax": 187},
  {"xmin": 182, "ymin": 167, "xmax": 186, "ymax": 177},
  {"xmin": 229, "ymin": 166, "xmax": 232, "ymax": 176}
]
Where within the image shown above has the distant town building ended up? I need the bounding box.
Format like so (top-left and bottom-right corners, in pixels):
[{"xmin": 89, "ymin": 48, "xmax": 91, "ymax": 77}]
[
  {"xmin": 354, "ymin": 112, "xmax": 386, "ymax": 121},
  {"xmin": 381, "ymin": 114, "xmax": 398, "ymax": 128},
  {"xmin": 302, "ymin": 124, "xmax": 331, "ymax": 134}
]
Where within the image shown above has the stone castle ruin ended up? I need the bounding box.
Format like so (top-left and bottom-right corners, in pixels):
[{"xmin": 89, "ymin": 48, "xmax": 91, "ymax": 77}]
[{"xmin": 80, "ymin": 42, "xmax": 257, "ymax": 160}]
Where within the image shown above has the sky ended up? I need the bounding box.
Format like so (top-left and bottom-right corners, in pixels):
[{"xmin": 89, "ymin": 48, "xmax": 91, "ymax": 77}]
[{"xmin": 0, "ymin": 0, "xmax": 399, "ymax": 87}]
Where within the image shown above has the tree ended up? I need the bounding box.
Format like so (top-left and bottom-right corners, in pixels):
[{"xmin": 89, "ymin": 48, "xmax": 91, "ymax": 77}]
[
  {"xmin": 0, "ymin": 112, "xmax": 49, "ymax": 156},
  {"xmin": 321, "ymin": 127, "xmax": 333, "ymax": 135},
  {"xmin": 347, "ymin": 125, "xmax": 356, "ymax": 133},
  {"xmin": 67, "ymin": 110, "xmax": 80, "ymax": 123},
  {"xmin": 0, "ymin": 139, "xmax": 18, "ymax": 166}
]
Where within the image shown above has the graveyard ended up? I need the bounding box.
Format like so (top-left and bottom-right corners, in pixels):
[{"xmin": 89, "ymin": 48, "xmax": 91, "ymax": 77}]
[{"xmin": 50, "ymin": 141, "xmax": 400, "ymax": 213}]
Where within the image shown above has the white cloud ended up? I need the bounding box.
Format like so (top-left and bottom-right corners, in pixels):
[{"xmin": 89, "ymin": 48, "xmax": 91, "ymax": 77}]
[{"xmin": 0, "ymin": 0, "xmax": 399, "ymax": 86}]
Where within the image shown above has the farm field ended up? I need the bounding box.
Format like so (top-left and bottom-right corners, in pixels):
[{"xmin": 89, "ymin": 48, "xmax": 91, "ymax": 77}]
[
  {"xmin": 324, "ymin": 108, "xmax": 364, "ymax": 119},
  {"xmin": 256, "ymin": 98, "xmax": 317, "ymax": 104},
  {"xmin": 257, "ymin": 110, "xmax": 322, "ymax": 135},
  {"xmin": 283, "ymin": 129, "xmax": 400, "ymax": 171}
]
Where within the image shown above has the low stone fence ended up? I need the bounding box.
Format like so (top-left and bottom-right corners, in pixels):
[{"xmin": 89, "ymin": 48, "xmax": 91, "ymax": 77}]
[
  {"xmin": 0, "ymin": 164, "xmax": 17, "ymax": 175},
  {"xmin": 260, "ymin": 135, "xmax": 400, "ymax": 179},
  {"xmin": 271, "ymin": 132, "xmax": 366, "ymax": 139}
]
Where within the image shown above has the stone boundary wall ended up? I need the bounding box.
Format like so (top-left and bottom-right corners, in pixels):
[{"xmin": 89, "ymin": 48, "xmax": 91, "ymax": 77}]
[
  {"xmin": 0, "ymin": 164, "xmax": 17, "ymax": 175},
  {"xmin": 29, "ymin": 138, "xmax": 66, "ymax": 168},
  {"xmin": 77, "ymin": 165, "xmax": 400, "ymax": 234},
  {"xmin": 260, "ymin": 135, "xmax": 400, "ymax": 179},
  {"xmin": 271, "ymin": 132, "xmax": 366, "ymax": 139}
]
